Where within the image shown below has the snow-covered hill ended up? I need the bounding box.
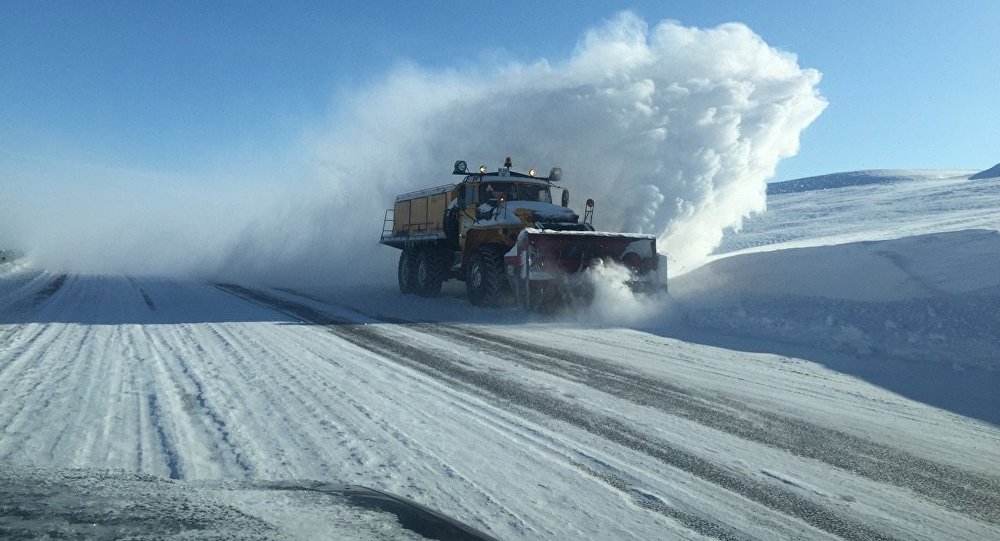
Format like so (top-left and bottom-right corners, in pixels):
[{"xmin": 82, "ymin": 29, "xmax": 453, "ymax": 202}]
[
  {"xmin": 675, "ymin": 170, "xmax": 1000, "ymax": 373},
  {"xmin": 717, "ymin": 169, "xmax": 998, "ymax": 254}
]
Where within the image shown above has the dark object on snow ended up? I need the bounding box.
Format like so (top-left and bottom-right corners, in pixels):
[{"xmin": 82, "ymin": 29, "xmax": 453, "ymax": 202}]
[
  {"xmin": 0, "ymin": 465, "xmax": 499, "ymax": 541},
  {"xmin": 264, "ymin": 481, "xmax": 500, "ymax": 541},
  {"xmin": 969, "ymin": 163, "xmax": 1000, "ymax": 180},
  {"xmin": 767, "ymin": 170, "xmax": 914, "ymax": 195}
]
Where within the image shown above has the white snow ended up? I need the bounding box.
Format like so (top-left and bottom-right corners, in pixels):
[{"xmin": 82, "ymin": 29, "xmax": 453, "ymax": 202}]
[
  {"xmin": 672, "ymin": 171, "xmax": 1000, "ymax": 372},
  {"xmin": 1, "ymin": 169, "xmax": 999, "ymax": 539},
  {"xmin": 712, "ymin": 170, "xmax": 999, "ymax": 258}
]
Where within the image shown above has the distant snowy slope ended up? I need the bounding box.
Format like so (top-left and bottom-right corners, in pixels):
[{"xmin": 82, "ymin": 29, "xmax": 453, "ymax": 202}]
[
  {"xmin": 970, "ymin": 162, "xmax": 1000, "ymax": 180},
  {"xmin": 766, "ymin": 169, "xmax": 973, "ymax": 195},
  {"xmin": 716, "ymin": 170, "xmax": 999, "ymax": 256},
  {"xmin": 673, "ymin": 169, "xmax": 1000, "ymax": 371}
]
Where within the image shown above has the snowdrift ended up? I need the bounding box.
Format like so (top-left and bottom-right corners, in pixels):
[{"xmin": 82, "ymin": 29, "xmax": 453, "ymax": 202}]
[{"xmin": 675, "ymin": 229, "xmax": 1000, "ymax": 369}]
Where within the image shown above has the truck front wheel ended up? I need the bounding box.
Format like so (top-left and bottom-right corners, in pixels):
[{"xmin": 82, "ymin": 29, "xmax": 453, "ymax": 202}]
[{"xmin": 466, "ymin": 247, "xmax": 505, "ymax": 306}]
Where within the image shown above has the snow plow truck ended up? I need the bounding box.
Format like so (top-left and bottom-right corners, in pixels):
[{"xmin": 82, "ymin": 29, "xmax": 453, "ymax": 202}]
[{"xmin": 379, "ymin": 157, "xmax": 667, "ymax": 311}]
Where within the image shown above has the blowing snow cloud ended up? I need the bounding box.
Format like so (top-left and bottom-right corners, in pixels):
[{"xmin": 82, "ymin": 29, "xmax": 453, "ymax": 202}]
[
  {"xmin": 5, "ymin": 12, "xmax": 825, "ymax": 284},
  {"xmin": 292, "ymin": 12, "xmax": 826, "ymax": 281}
]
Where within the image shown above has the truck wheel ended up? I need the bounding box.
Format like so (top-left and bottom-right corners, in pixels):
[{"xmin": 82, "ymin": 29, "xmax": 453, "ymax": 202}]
[
  {"xmin": 398, "ymin": 250, "xmax": 418, "ymax": 294},
  {"xmin": 466, "ymin": 247, "xmax": 505, "ymax": 306},
  {"xmin": 416, "ymin": 248, "xmax": 446, "ymax": 297}
]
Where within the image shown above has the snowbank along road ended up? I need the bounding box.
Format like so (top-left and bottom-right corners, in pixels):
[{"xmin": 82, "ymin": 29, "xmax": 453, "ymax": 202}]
[{"xmin": 1, "ymin": 263, "xmax": 997, "ymax": 540}]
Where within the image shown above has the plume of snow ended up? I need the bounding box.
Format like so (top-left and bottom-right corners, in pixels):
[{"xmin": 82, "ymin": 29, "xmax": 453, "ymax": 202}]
[
  {"xmin": 576, "ymin": 260, "xmax": 669, "ymax": 325},
  {"xmin": 1, "ymin": 12, "xmax": 825, "ymax": 284},
  {"xmin": 259, "ymin": 11, "xmax": 826, "ymax": 283}
]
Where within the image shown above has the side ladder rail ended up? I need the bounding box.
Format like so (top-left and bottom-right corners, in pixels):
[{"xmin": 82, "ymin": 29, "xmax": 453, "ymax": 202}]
[{"xmin": 380, "ymin": 209, "xmax": 394, "ymax": 242}]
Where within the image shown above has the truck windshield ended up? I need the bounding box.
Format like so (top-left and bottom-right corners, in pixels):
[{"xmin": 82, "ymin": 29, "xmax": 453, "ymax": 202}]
[
  {"xmin": 480, "ymin": 182, "xmax": 551, "ymax": 203},
  {"xmin": 518, "ymin": 184, "xmax": 552, "ymax": 203}
]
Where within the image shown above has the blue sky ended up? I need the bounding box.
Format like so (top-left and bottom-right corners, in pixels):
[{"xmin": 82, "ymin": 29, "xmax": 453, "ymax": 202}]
[{"xmin": 2, "ymin": 0, "xmax": 998, "ymax": 182}]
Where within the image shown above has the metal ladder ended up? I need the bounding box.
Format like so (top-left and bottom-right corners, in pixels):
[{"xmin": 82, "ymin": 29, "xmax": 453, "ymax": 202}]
[{"xmin": 380, "ymin": 209, "xmax": 394, "ymax": 241}]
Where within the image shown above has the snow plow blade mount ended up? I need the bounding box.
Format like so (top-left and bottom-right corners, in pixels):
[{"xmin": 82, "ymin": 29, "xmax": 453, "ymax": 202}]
[{"xmin": 504, "ymin": 228, "xmax": 666, "ymax": 310}]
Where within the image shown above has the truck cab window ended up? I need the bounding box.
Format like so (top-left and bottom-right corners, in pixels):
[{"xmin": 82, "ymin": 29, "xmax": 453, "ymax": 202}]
[
  {"xmin": 480, "ymin": 182, "xmax": 514, "ymax": 202},
  {"xmin": 518, "ymin": 184, "xmax": 552, "ymax": 203}
]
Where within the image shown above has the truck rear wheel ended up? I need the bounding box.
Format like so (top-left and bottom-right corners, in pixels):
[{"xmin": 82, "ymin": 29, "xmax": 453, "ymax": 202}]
[
  {"xmin": 416, "ymin": 248, "xmax": 446, "ymax": 297},
  {"xmin": 398, "ymin": 250, "xmax": 418, "ymax": 294},
  {"xmin": 466, "ymin": 246, "xmax": 505, "ymax": 306}
]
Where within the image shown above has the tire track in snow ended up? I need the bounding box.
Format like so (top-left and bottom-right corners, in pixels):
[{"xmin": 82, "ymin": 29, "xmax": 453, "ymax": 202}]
[
  {"xmin": 0, "ymin": 321, "xmax": 69, "ymax": 380},
  {"xmin": 44, "ymin": 323, "xmax": 121, "ymax": 465},
  {"xmin": 0, "ymin": 272, "xmax": 67, "ymax": 323},
  {"xmin": 0, "ymin": 269, "xmax": 49, "ymax": 311},
  {"xmin": 34, "ymin": 274, "xmax": 67, "ymax": 303},
  {"xmin": 276, "ymin": 287, "xmax": 1000, "ymax": 526},
  {"xmin": 198, "ymin": 322, "xmax": 359, "ymax": 478},
  {"xmin": 204, "ymin": 318, "xmax": 535, "ymax": 537},
  {"xmin": 419, "ymin": 323, "xmax": 1000, "ymax": 525},
  {"xmin": 0, "ymin": 324, "xmax": 96, "ymax": 458},
  {"xmin": 147, "ymin": 323, "xmax": 256, "ymax": 478},
  {"xmin": 218, "ymin": 284, "xmax": 901, "ymax": 541},
  {"xmin": 387, "ymin": 352, "xmax": 769, "ymax": 540},
  {"xmin": 0, "ymin": 273, "xmax": 76, "ymax": 376},
  {"xmin": 0, "ymin": 275, "xmax": 89, "ymax": 447},
  {"xmin": 146, "ymin": 391, "xmax": 183, "ymax": 480},
  {"xmin": 5, "ymin": 277, "xmax": 137, "ymax": 467},
  {"xmin": 126, "ymin": 276, "xmax": 157, "ymax": 311},
  {"xmin": 570, "ymin": 460, "xmax": 753, "ymax": 541},
  {"xmin": 123, "ymin": 322, "xmax": 191, "ymax": 479}
]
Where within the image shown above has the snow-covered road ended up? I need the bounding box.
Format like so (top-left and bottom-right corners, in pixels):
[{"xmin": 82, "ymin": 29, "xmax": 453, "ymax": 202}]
[{"xmin": 1, "ymin": 270, "xmax": 996, "ymax": 540}]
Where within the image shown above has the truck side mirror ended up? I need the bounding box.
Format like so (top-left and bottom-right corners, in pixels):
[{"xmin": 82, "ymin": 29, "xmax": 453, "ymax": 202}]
[{"xmin": 561, "ymin": 189, "xmax": 569, "ymax": 207}]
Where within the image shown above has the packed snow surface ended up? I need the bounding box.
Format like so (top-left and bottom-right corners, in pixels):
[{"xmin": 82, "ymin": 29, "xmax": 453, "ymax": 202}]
[{"xmin": 1, "ymin": 169, "xmax": 999, "ymax": 539}]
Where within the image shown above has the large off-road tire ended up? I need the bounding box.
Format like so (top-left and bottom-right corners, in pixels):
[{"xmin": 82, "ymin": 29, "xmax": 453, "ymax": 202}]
[
  {"xmin": 466, "ymin": 246, "xmax": 505, "ymax": 306},
  {"xmin": 397, "ymin": 250, "xmax": 418, "ymax": 294},
  {"xmin": 416, "ymin": 248, "xmax": 447, "ymax": 297}
]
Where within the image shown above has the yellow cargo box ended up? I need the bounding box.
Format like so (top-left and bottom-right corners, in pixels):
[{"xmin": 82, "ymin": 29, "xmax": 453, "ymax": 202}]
[{"xmin": 389, "ymin": 184, "xmax": 455, "ymax": 238}]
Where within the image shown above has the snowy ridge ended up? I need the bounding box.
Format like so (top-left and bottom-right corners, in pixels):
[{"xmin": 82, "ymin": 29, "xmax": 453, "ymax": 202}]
[
  {"xmin": 969, "ymin": 162, "xmax": 1000, "ymax": 180},
  {"xmin": 767, "ymin": 168, "xmax": 974, "ymax": 195},
  {"xmin": 716, "ymin": 171, "xmax": 999, "ymax": 256}
]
